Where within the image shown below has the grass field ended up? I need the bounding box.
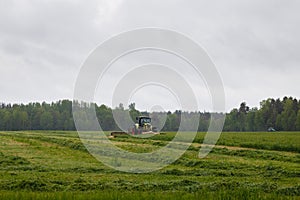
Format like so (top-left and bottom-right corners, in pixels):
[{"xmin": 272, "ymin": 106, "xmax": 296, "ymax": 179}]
[{"xmin": 0, "ymin": 131, "xmax": 299, "ymax": 199}]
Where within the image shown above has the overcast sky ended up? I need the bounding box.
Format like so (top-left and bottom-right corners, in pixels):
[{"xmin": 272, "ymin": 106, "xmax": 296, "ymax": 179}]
[{"xmin": 0, "ymin": 0, "xmax": 299, "ymax": 112}]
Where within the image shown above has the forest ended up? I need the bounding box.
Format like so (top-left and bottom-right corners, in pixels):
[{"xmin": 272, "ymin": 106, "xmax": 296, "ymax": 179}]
[{"xmin": 0, "ymin": 97, "xmax": 299, "ymax": 131}]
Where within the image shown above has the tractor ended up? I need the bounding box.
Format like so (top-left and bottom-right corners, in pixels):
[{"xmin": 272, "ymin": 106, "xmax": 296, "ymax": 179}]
[
  {"xmin": 111, "ymin": 116, "xmax": 158, "ymax": 137},
  {"xmin": 130, "ymin": 116, "xmax": 157, "ymax": 135}
]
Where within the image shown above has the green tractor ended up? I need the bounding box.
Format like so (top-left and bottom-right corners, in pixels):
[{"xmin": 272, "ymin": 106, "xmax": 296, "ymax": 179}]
[
  {"xmin": 110, "ymin": 116, "xmax": 158, "ymax": 137},
  {"xmin": 130, "ymin": 116, "xmax": 157, "ymax": 135}
]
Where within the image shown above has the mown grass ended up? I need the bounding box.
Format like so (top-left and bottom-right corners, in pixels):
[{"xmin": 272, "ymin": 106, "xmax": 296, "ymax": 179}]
[
  {"xmin": 145, "ymin": 131, "xmax": 300, "ymax": 153},
  {"xmin": 0, "ymin": 131, "xmax": 299, "ymax": 199},
  {"xmin": 1, "ymin": 190, "xmax": 298, "ymax": 200}
]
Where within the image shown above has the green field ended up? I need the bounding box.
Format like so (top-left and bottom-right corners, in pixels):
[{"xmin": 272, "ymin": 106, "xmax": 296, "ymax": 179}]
[{"xmin": 0, "ymin": 131, "xmax": 299, "ymax": 199}]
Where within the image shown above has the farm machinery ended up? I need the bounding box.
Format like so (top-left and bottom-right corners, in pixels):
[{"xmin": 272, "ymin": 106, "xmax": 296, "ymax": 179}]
[{"xmin": 111, "ymin": 116, "xmax": 159, "ymax": 137}]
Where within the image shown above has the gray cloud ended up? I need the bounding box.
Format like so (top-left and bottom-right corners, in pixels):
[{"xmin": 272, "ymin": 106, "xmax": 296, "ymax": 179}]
[{"xmin": 0, "ymin": 0, "xmax": 299, "ymax": 111}]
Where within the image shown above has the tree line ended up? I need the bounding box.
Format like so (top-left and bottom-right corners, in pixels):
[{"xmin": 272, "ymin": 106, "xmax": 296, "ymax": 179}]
[
  {"xmin": 0, "ymin": 97, "xmax": 299, "ymax": 131},
  {"xmin": 224, "ymin": 97, "xmax": 300, "ymax": 131}
]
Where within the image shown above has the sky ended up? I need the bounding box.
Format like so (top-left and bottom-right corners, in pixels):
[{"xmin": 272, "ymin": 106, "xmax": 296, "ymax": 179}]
[{"xmin": 0, "ymin": 0, "xmax": 299, "ymax": 112}]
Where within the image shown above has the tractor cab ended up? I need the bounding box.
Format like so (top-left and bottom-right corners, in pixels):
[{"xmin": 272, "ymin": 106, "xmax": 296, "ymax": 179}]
[{"xmin": 136, "ymin": 116, "xmax": 151, "ymax": 127}]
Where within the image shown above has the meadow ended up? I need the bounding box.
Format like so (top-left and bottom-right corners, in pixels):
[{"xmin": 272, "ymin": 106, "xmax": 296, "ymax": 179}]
[{"xmin": 0, "ymin": 131, "xmax": 299, "ymax": 199}]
